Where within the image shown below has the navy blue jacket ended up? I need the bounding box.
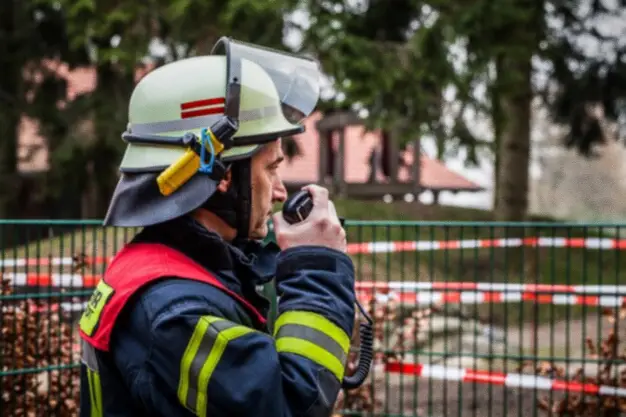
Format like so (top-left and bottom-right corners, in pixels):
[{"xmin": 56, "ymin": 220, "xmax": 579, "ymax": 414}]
[{"xmin": 78, "ymin": 216, "xmax": 356, "ymax": 417}]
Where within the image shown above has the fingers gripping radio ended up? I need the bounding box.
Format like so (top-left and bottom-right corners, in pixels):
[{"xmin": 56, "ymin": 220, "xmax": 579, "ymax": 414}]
[{"xmin": 281, "ymin": 190, "xmax": 374, "ymax": 390}]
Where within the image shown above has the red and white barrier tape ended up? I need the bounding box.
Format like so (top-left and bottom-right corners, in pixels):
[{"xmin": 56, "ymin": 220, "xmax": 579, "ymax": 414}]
[
  {"xmin": 5, "ymin": 272, "xmax": 626, "ymax": 307},
  {"xmin": 356, "ymin": 291, "xmax": 626, "ymax": 307},
  {"xmin": 2, "ymin": 236, "xmax": 626, "ymax": 268},
  {"xmin": 0, "ymin": 256, "xmax": 110, "ymax": 267},
  {"xmin": 3, "ymin": 273, "xmax": 100, "ymax": 288},
  {"xmin": 347, "ymin": 236, "xmax": 626, "ymax": 254},
  {"xmin": 356, "ymin": 281, "xmax": 626, "ymax": 295},
  {"xmin": 385, "ymin": 362, "xmax": 626, "ymax": 397}
]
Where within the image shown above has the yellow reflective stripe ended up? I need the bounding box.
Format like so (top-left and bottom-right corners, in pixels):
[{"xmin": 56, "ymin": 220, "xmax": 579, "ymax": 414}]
[
  {"xmin": 196, "ymin": 325, "xmax": 252, "ymax": 416},
  {"xmin": 276, "ymin": 337, "xmax": 347, "ymax": 381},
  {"xmin": 274, "ymin": 311, "xmax": 351, "ymax": 353},
  {"xmin": 86, "ymin": 368, "xmax": 103, "ymax": 417},
  {"xmin": 178, "ymin": 316, "xmax": 214, "ymax": 410},
  {"xmin": 273, "ymin": 311, "xmax": 351, "ymax": 381},
  {"xmin": 79, "ymin": 280, "xmax": 114, "ymax": 336},
  {"xmin": 178, "ymin": 316, "xmax": 254, "ymax": 417}
]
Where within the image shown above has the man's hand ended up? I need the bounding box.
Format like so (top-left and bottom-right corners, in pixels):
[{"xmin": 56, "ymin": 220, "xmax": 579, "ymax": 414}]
[{"xmin": 272, "ymin": 185, "xmax": 347, "ymax": 253}]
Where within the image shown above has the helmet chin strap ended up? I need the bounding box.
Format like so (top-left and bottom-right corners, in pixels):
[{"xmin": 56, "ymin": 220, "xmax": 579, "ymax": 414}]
[{"xmin": 200, "ymin": 159, "xmax": 252, "ymax": 240}]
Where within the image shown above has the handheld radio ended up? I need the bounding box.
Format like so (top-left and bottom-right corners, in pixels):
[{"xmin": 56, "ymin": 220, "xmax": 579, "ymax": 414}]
[{"xmin": 281, "ymin": 190, "xmax": 374, "ymax": 390}]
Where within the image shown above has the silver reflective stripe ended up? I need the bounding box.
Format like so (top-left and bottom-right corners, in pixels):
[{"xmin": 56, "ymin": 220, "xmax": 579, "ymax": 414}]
[
  {"xmin": 129, "ymin": 106, "xmax": 277, "ymax": 135},
  {"xmin": 239, "ymin": 105, "xmax": 278, "ymax": 122},
  {"xmin": 81, "ymin": 340, "xmax": 99, "ymax": 372},
  {"xmin": 275, "ymin": 324, "xmax": 348, "ymax": 366},
  {"xmin": 184, "ymin": 319, "xmax": 236, "ymax": 412},
  {"xmin": 130, "ymin": 114, "xmax": 222, "ymax": 135}
]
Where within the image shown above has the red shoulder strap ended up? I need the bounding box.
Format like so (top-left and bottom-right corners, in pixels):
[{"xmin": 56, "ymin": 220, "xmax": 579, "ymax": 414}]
[
  {"xmin": 122, "ymin": 243, "xmax": 267, "ymax": 325},
  {"xmin": 78, "ymin": 242, "xmax": 266, "ymax": 351}
]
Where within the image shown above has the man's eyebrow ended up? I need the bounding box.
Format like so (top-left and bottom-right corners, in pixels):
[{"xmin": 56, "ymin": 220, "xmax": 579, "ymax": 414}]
[{"xmin": 269, "ymin": 156, "xmax": 285, "ymax": 166}]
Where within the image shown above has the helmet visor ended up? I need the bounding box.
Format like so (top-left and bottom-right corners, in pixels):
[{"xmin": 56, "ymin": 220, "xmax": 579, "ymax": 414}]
[{"xmin": 211, "ymin": 37, "xmax": 321, "ymax": 125}]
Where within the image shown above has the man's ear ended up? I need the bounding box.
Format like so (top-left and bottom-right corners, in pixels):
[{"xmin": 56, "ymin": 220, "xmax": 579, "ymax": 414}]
[{"xmin": 216, "ymin": 168, "xmax": 232, "ymax": 192}]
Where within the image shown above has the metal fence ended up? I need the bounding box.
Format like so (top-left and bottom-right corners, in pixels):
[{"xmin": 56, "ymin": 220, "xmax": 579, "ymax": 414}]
[{"xmin": 2, "ymin": 219, "xmax": 626, "ymax": 417}]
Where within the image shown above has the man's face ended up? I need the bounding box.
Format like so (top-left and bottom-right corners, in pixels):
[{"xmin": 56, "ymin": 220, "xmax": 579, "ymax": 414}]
[{"xmin": 248, "ymin": 139, "xmax": 287, "ymax": 239}]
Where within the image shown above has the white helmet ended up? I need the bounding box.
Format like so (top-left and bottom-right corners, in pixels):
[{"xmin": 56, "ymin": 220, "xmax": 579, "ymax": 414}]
[{"xmin": 104, "ymin": 37, "xmax": 321, "ymax": 230}]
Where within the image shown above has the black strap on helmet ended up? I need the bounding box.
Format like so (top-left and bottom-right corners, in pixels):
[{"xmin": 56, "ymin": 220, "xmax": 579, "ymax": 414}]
[{"xmin": 199, "ymin": 158, "xmax": 252, "ymax": 239}]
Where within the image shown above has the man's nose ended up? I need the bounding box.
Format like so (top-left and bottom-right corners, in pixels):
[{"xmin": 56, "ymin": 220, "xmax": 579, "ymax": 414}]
[{"xmin": 272, "ymin": 179, "xmax": 287, "ymax": 203}]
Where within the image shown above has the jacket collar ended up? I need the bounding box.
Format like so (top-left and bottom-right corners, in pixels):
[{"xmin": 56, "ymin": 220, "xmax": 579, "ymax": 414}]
[{"xmin": 133, "ymin": 215, "xmax": 280, "ymax": 287}]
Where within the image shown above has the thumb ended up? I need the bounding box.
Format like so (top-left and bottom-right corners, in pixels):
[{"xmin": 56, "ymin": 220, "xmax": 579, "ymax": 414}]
[
  {"xmin": 327, "ymin": 200, "xmax": 340, "ymax": 224},
  {"xmin": 303, "ymin": 184, "xmax": 329, "ymax": 214}
]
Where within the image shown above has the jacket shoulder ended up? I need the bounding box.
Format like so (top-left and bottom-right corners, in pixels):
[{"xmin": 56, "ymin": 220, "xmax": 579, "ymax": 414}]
[
  {"xmin": 109, "ymin": 278, "xmax": 254, "ymax": 370},
  {"xmin": 130, "ymin": 277, "xmax": 251, "ymax": 327}
]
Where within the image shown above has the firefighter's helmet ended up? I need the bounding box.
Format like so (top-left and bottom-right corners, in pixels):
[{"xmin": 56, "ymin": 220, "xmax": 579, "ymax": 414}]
[{"xmin": 103, "ymin": 37, "xmax": 321, "ymax": 228}]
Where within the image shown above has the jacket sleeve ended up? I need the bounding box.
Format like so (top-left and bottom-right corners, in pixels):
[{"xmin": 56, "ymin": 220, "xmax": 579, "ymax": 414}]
[
  {"xmin": 120, "ymin": 246, "xmax": 356, "ymax": 417},
  {"xmin": 79, "ymin": 364, "xmax": 94, "ymax": 417}
]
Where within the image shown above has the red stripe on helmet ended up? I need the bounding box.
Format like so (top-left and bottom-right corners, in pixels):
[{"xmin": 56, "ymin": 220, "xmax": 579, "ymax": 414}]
[
  {"xmin": 180, "ymin": 97, "xmax": 225, "ymax": 110},
  {"xmin": 180, "ymin": 107, "xmax": 225, "ymax": 119}
]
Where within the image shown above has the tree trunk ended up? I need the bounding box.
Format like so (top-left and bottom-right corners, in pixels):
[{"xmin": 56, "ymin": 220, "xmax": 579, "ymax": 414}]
[
  {"xmin": 493, "ymin": 2, "xmax": 544, "ymax": 353},
  {"xmin": 81, "ymin": 161, "xmax": 99, "ymax": 219},
  {"xmin": 0, "ymin": 0, "xmax": 22, "ymax": 218},
  {"xmin": 89, "ymin": 62, "xmax": 135, "ymax": 218},
  {"xmin": 336, "ymin": 128, "xmax": 347, "ymax": 198},
  {"xmin": 411, "ymin": 137, "xmax": 421, "ymax": 196},
  {"xmin": 491, "ymin": 54, "xmax": 504, "ymax": 212},
  {"xmin": 494, "ymin": 4, "xmax": 540, "ymax": 222}
]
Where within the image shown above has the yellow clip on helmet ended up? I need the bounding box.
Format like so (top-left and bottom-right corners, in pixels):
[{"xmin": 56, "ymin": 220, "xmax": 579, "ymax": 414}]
[{"xmin": 103, "ymin": 37, "xmax": 322, "ymax": 228}]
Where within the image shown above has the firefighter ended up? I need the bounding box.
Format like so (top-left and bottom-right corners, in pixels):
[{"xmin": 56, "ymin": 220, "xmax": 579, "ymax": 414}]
[{"xmin": 77, "ymin": 37, "xmax": 356, "ymax": 417}]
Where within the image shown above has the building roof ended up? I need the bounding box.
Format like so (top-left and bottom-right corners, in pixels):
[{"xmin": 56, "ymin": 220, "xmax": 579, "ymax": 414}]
[
  {"xmin": 419, "ymin": 155, "xmax": 483, "ymax": 191},
  {"xmin": 17, "ymin": 63, "xmax": 484, "ymax": 193},
  {"xmin": 277, "ymin": 112, "xmax": 483, "ymax": 192}
]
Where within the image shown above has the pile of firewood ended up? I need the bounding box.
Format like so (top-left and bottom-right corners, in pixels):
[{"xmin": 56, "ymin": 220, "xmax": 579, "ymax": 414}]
[
  {"xmin": 522, "ymin": 307, "xmax": 626, "ymax": 417},
  {"xmin": 1, "ymin": 278, "xmax": 80, "ymax": 417}
]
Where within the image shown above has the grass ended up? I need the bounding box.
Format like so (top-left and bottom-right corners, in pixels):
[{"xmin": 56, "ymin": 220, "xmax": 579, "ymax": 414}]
[{"xmin": 2, "ymin": 200, "xmax": 626, "ymax": 325}]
